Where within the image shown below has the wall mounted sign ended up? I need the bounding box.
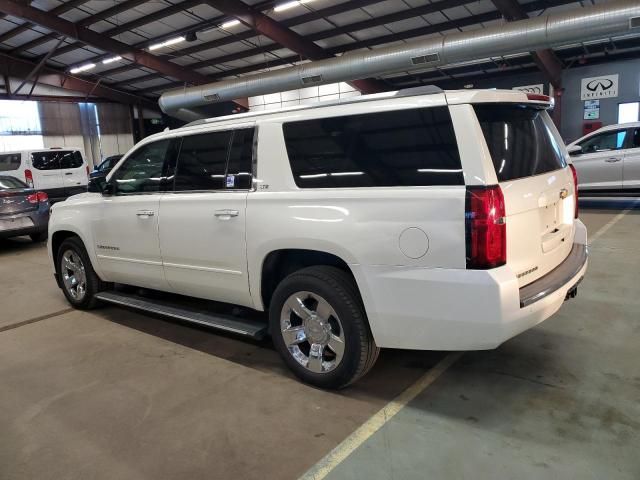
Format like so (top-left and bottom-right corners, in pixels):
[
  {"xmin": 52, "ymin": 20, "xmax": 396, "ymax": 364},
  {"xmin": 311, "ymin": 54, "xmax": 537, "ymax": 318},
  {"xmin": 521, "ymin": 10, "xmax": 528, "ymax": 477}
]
[
  {"xmin": 512, "ymin": 84, "xmax": 544, "ymax": 94},
  {"xmin": 583, "ymin": 100, "xmax": 600, "ymax": 120},
  {"xmin": 581, "ymin": 74, "xmax": 619, "ymax": 100}
]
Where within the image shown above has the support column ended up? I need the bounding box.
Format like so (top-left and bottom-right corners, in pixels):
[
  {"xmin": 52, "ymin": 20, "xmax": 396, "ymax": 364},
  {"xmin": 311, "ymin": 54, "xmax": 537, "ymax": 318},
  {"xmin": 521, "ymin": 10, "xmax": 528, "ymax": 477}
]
[{"xmin": 137, "ymin": 104, "xmax": 145, "ymax": 140}]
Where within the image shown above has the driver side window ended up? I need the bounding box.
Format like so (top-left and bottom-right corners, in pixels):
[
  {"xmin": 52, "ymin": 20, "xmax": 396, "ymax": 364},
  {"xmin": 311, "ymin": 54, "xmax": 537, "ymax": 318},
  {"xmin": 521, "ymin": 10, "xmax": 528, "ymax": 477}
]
[
  {"xmin": 578, "ymin": 130, "xmax": 627, "ymax": 154},
  {"xmin": 112, "ymin": 140, "xmax": 171, "ymax": 195}
]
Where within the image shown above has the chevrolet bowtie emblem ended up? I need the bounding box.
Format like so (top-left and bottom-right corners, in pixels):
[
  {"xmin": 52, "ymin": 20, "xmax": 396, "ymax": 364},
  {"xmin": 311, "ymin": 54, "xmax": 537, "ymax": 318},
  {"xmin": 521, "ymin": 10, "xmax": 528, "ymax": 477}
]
[{"xmin": 559, "ymin": 188, "xmax": 569, "ymax": 200}]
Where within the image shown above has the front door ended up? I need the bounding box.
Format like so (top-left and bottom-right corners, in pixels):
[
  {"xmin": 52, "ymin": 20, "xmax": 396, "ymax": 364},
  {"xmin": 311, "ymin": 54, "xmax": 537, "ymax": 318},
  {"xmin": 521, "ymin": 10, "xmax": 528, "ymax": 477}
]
[
  {"xmin": 91, "ymin": 139, "xmax": 177, "ymax": 290},
  {"xmin": 570, "ymin": 129, "xmax": 627, "ymax": 191},
  {"xmin": 158, "ymin": 126, "xmax": 255, "ymax": 307},
  {"xmin": 623, "ymin": 127, "xmax": 640, "ymax": 190}
]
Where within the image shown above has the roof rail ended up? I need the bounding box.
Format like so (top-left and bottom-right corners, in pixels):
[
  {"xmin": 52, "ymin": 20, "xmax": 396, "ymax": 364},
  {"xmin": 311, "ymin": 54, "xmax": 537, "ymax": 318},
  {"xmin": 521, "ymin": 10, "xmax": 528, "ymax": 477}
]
[{"xmin": 183, "ymin": 85, "xmax": 444, "ymax": 128}]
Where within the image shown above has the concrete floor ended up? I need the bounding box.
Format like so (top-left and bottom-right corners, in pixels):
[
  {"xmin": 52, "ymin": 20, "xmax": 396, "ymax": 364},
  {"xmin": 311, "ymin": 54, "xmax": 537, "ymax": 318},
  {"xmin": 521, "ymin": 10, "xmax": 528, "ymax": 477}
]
[{"xmin": 1, "ymin": 200, "xmax": 638, "ymax": 480}]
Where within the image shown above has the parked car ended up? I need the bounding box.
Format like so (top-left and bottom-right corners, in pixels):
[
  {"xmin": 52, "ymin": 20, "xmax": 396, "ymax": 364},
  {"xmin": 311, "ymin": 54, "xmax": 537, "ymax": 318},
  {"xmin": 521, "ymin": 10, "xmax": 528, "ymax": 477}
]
[
  {"xmin": 0, "ymin": 176, "xmax": 49, "ymax": 242},
  {"xmin": 567, "ymin": 122, "xmax": 640, "ymax": 194},
  {"xmin": 90, "ymin": 154, "xmax": 123, "ymax": 179},
  {"xmin": 0, "ymin": 148, "xmax": 89, "ymax": 202},
  {"xmin": 47, "ymin": 87, "xmax": 587, "ymax": 389}
]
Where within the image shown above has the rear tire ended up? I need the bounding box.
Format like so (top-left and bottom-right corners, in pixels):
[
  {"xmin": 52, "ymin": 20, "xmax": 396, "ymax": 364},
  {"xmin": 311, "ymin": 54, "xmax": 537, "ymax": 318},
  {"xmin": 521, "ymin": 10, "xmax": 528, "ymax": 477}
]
[
  {"xmin": 56, "ymin": 236, "xmax": 106, "ymax": 310},
  {"xmin": 30, "ymin": 231, "xmax": 47, "ymax": 242},
  {"xmin": 269, "ymin": 266, "xmax": 379, "ymax": 389}
]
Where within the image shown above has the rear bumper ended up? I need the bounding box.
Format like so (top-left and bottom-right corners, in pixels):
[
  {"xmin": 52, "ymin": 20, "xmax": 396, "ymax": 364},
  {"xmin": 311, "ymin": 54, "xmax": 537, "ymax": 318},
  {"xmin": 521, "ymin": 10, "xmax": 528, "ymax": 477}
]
[
  {"xmin": 352, "ymin": 220, "xmax": 588, "ymax": 351},
  {"xmin": 0, "ymin": 207, "xmax": 49, "ymax": 239}
]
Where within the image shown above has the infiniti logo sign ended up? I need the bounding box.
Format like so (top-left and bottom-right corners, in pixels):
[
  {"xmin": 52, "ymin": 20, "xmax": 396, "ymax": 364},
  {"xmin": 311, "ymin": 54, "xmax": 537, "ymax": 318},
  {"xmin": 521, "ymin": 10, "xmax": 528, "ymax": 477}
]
[
  {"xmin": 586, "ymin": 79, "xmax": 613, "ymax": 92},
  {"xmin": 581, "ymin": 74, "xmax": 618, "ymax": 100}
]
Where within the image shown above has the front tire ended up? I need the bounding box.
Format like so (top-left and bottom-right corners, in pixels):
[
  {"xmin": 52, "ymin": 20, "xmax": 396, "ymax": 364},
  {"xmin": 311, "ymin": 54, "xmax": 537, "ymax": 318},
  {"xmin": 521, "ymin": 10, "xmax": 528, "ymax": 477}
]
[
  {"xmin": 56, "ymin": 236, "xmax": 106, "ymax": 309},
  {"xmin": 269, "ymin": 266, "xmax": 379, "ymax": 389}
]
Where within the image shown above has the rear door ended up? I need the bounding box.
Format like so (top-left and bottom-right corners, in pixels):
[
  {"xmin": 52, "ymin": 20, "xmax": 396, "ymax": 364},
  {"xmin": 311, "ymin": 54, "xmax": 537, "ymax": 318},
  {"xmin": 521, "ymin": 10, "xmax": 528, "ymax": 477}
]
[
  {"xmin": 29, "ymin": 150, "xmax": 65, "ymax": 198},
  {"xmin": 474, "ymin": 104, "xmax": 576, "ymax": 287},
  {"xmin": 158, "ymin": 126, "xmax": 254, "ymax": 307},
  {"xmin": 59, "ymin": 150, "xmax": 88, "ymax": 196},
  {"xmin": 622, "ymin": 127, "xmax": 640, "ymax": 190},
  {"xmin": 569, "ymin": 129, "xmax": 627, "ymax": 190}
]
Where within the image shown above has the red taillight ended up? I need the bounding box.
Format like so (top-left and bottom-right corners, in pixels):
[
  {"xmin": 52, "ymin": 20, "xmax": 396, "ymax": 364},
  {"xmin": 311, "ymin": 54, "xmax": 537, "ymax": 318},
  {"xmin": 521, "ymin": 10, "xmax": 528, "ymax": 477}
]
[
  {"xmin": 526, "ymin": 93, "xmax": 551, "ymax": 103},
  {"xmin": 86, "ymin": 165, "xmax": 90, "ymax": 177},
  {"xmin": 569, "ymin": 164, "xmax": 579, "ymax": 219},
  {"xmin": 26, "ymin": 191, "xmax": 48, "ymax": 204},
  {"xmin": 466, "ymin": 186, "xmax": 507, "ymax": 269},
  {"xmin": 24, "ymin": 169, "xmax": 34, "ymax": 188}
]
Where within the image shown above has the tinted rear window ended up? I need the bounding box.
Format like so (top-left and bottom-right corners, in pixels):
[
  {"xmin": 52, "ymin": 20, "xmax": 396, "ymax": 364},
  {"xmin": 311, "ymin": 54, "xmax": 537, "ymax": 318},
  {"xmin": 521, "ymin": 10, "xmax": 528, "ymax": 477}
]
[
  {"xmin": 474, "ymin": 105, "xmax": 566, "ymax": 182},
  {"xmin": 0, "ymin": 176, "xmax": 27, "ymax": 189},
  {"xmin": 32, "ymin": 150, "xmax": 83, "ymax": 170},
  {"xmin": 283, "ymin": 107, "xmax": 463, "ymax": 188},
  {"xmin": 0, "ymin": 153, "xmax": 21, "ymax": 172}
]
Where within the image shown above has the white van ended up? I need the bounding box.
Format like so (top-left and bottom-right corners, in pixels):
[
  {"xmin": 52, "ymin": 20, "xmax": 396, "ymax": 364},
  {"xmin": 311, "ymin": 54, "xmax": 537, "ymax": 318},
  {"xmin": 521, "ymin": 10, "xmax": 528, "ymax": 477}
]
[
  {"xmin": 0, "ymin": 148, "xmax": 89, "ymax": 202},
  {"xmin": 48, "ymin": 87, "xmax": 587, "ymax": 388}
]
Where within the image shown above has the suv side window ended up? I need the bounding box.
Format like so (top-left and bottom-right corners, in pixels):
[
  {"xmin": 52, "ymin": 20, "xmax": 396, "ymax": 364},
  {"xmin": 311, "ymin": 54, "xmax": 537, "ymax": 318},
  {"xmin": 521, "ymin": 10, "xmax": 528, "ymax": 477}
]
[
  {"xmin": 578, "ymin": 130, "xmax": 627, "ymax": 154},
  {"xmin": 282, "ymin": 107, "xmax": 463, "ymax": 188},
  {"xmin": 0, "ymin": 153, "xmax": 21, "ymax": 172},
  {"xmin": 226, "ymin": 128, "xmax": 254, "ymax": 190},
  {"xmin": 32, "ymin": 151, "xmax": 62, "ymax": 170},
  {"xmin": 112, "ymin": 140, "xmax": 172, "ymax": 195},
  {"xmin": 173, "ymin": 131, "xmax": 233, "ymax": 191},
  {"xmin": 630, "ymin": 128, "xmax": 640, "ymax": 149},
  {"xmin": 59, "ymin": 151, "xmax": 84, "ymax": 169}
]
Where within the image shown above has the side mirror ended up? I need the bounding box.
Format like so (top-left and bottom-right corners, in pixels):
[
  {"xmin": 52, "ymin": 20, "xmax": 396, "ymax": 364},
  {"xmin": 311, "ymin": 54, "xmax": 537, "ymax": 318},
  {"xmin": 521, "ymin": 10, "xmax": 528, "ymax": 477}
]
[
  {"xmin": 88, "ymin": 174, "xmax": 113, "ymax": 195},
  {"xmin": 567, "ymin": 145, "xmax": 582, "ymax": 156}
]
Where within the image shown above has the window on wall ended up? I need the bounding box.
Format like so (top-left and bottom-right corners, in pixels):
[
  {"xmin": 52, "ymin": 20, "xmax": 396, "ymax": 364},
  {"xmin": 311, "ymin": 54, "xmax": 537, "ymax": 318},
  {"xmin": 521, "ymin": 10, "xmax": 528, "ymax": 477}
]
[
  {"xmin": 618, "ymin": 102, "xmax": 640, "ymax": 124},
  {"xmin": 0, "ymin": 100, "xmax": 44, "ymax": 152}
]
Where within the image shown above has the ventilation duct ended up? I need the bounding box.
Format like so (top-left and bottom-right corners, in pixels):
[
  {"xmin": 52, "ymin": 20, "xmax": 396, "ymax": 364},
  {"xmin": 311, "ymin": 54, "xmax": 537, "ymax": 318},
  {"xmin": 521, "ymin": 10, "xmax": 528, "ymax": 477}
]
[{"xmin": 160, "ymin": 0, "xmax": 640, "ymax": 120}]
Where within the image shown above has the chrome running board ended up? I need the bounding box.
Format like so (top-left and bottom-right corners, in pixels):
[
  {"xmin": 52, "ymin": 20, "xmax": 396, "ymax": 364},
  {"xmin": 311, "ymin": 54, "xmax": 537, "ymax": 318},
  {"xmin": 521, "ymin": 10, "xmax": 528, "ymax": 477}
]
[{"xmin": 95, "ymin": 291, "xmax": 267, "ymax": 339}]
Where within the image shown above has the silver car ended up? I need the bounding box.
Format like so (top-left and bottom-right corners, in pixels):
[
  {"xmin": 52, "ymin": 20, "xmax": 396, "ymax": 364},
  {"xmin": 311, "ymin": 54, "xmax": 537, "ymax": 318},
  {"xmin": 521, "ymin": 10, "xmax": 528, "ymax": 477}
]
[
  {"xmin": 0, "ymin": 176, "xmax": 50, "ymax": 242},
  {"xmin": 568, "ymin": 122, "xmax": 640, "ymax": 195}
]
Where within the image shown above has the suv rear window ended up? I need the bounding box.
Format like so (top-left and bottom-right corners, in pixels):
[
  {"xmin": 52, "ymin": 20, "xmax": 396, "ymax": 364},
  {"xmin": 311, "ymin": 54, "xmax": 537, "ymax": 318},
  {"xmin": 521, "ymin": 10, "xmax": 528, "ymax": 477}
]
[
  {"xmin": 0, "ymin": 153, "xmax": 21, "ymax": 171},
  {"xmin": 32, "ymin": 150, "xmax": 83, "ymax": 170},
  {"xmin": 283, "ymin": 107, "xmax": 463, "ymax": 188},
  {"xmin": 474, "ymin": 105, "xmax": 566, "ymax": 182}
]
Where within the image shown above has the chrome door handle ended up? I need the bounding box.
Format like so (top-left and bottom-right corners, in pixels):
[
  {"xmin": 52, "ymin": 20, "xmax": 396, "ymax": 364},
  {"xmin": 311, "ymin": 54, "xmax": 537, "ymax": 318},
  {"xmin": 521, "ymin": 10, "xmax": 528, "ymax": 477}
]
[
  {"xmin": 136, "ymin": 210, "xmax": 155, "ymax": 217},
  {"xmin": 214, "ymin": 209, "xmax": 239, "ymax": 219},
  {"xmin": 605, "ymin": 157, "xmax": 621, "ymax": 163}
]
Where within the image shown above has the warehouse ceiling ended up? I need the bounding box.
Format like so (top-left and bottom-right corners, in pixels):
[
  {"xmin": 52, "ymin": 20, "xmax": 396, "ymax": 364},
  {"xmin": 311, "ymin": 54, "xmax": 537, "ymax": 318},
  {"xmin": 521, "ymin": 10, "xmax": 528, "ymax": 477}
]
[{"xmin": 0, "ymin": 0, "xmax": 639, "ymax": 110}]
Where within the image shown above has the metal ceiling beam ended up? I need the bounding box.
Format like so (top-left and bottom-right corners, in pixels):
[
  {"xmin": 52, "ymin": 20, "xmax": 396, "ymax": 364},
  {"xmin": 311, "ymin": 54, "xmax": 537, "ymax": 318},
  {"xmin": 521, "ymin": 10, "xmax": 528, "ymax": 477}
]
[
  {"xmin": 48, "ymin": 0, "xmax": 203, "ymax": 60},
  {"xmin": 0, "ymin": 0, "xmax": 88, "ymax": 45},
  {"xmin": 490, "ymin": 0, "xmax": 564, "ymax": 87},
  {"xmin": 203, "ymin": 0, "xmax": 386, "ymax": 93},
  {"xmin": 0, "ymin": 51, "xmax": 158, "ymax": 108},
  {"xmin": 0, "ymin": 0, "xmax": 211, "ymax": 86},
  {"xmin": 10, "ymin": 0, "xmax": 149, "ymax": 55},
  {"xmin": 114, "ymin": 0, "xmax": 473, "ymax": 89},
  {"xmin": 100, "ymin": 0, "xmax": 386, "ymax": 82}
]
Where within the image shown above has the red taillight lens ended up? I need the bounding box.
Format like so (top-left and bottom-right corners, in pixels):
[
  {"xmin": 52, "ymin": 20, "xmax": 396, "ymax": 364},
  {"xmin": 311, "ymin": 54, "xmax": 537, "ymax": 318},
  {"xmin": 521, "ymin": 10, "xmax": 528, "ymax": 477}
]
[
  {"xmin": 466, "ymin": 186, "xmax": 507, "ymax": 269},
  {"xmin": 26, "ymin": 191, "xmax": 48, "ymax": 204},
  {"xmin": 24, "ymin": 169, "xmax": 34, "ymax": 188},
  {"xmin": 569, "ymin": 164, "xmax": 579, "ymax": 219},
  {"xmin": 86, "ymin": 165, "xmax": 90, "ymax": 177},
  {"xmin": 526, "ymin": 93, "xmax": 551, "ymax": 103}
]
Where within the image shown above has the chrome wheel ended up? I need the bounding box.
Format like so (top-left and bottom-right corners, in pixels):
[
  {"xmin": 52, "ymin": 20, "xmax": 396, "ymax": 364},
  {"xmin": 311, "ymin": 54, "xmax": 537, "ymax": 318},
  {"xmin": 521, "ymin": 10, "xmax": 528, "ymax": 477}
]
[
  {"xmin": 61, "ymin": 249, "xmax": 87, "ymax": 301},
  {"xmin": 280, "ymin": 291, "xmax": 346, "ymax": 374}
]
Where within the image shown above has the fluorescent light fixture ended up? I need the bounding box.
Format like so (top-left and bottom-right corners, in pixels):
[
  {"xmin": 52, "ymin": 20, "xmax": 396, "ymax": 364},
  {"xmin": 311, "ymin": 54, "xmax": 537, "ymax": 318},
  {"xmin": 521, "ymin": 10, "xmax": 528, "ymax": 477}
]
[
  {"xmin": 416, "ymin": 168, "xmax": 463, "ymax": 173},
  {"xmin": 274, "ymin": 1, "xmax": 299, "ymax": 12},
  {"xmin": 221, "ymin": 19, "xmax": 241, "ymax": 29},
  {"xmin": 148, "ymin": 36, "xmax": 185, "ymax": 51},
  {"xmin": 69, "ymin": 63, "xmax": 96, "ymax": 74},
  {"xmin": 331, "ymin": 171, "xmax": 364, "ymax": 176},
  {"xmin": 274, "ymin": 0, "xmax": 314, "ymax": 12},
  {"xmin": 102, "ymin": 55, "xmax": 122, "ymax": 65}
]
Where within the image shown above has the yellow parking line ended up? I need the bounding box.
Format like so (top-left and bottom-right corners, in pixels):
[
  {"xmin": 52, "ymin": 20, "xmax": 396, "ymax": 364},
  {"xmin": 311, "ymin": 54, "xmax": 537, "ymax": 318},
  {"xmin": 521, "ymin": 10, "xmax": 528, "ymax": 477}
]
[{"xmin": 300, "ymin": 352, "xmax": 463, "ymax": 480}]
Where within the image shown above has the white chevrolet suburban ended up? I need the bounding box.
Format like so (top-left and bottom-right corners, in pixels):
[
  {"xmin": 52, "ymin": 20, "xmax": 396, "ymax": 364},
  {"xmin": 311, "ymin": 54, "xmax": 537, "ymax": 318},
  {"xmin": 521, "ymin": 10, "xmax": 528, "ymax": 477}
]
[{"xmin": 48, "ymin": 87, "xmax": 588, "ymax": 389}]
